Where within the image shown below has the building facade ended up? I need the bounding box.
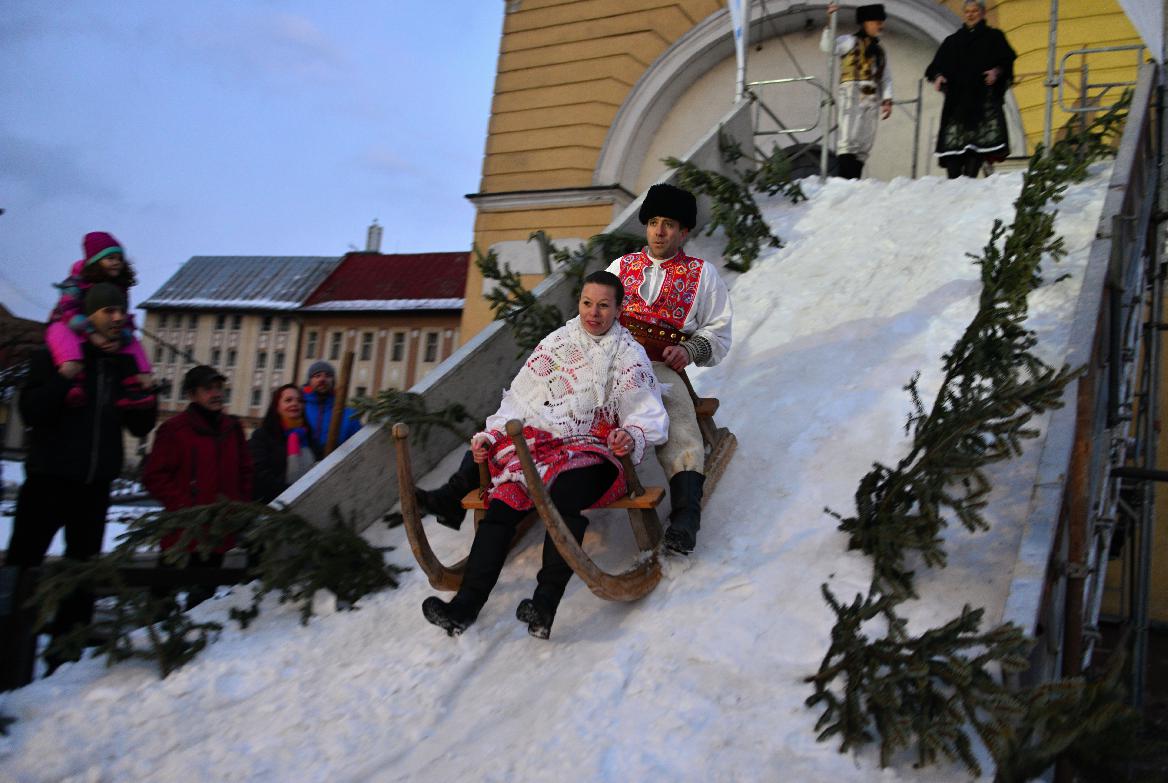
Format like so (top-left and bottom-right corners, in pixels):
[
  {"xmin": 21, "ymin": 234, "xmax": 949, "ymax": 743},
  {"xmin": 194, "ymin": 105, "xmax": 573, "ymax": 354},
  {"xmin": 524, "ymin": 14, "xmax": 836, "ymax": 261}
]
[{"xmin": 459, "ymin": 0, "xmax": 1145, "ymax": 338}]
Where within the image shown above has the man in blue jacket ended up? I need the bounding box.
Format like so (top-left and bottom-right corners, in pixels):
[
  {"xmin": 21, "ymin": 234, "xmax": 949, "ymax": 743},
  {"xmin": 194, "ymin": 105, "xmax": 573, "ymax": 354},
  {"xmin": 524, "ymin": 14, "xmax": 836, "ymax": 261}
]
[{"xmin": 302, "ymin": 360, "xmax": 361, "ymax": 454}]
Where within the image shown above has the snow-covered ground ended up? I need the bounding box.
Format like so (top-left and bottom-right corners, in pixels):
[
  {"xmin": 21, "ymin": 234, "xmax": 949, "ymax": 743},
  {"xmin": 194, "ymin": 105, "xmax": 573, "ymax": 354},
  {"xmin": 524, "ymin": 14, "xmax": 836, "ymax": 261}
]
[{"xmin": 0, "ymin": 168, "xmax": 1111, "ymax": 782}]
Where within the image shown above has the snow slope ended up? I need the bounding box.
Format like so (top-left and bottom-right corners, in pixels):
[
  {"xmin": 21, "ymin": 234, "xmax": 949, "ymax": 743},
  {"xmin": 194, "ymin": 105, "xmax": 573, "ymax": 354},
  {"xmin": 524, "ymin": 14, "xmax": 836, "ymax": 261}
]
[{"xmin": 0, "ymin": 168, "xmax": 1111, "ymax": 782}]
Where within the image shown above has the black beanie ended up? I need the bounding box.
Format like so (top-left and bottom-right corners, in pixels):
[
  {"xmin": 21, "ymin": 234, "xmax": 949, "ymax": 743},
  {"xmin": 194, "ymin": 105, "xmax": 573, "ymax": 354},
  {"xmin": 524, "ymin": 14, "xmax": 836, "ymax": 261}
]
[
  {"xmin": 638, "ymin": 184, "xmax": 697, "ymax": 230},
  {"xmin": 83, "ymin": 282, "xmax": 128, "ymax": 315},
  {"xmin": 856, "ymin": 4, "xmax": 886, "ymax": 23}
]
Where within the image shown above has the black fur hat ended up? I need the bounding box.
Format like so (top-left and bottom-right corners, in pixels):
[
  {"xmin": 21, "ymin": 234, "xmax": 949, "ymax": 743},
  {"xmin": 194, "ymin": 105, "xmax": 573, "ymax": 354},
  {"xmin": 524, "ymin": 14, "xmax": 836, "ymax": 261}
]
[
  {"xmin": 856, "ymin": 4, "xmax": 886, "ymax": 23},
  {"xmin": 638, "ymin": 183, "xmax": 697, "ymax": 229}
]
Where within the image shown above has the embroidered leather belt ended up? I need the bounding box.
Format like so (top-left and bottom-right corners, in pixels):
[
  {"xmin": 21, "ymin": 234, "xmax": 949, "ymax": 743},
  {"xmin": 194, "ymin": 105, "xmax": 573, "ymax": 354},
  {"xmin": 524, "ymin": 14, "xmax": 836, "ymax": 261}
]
[{"xmin": 620, "ymin": 314, "xmax": 688, "ymax": 363}]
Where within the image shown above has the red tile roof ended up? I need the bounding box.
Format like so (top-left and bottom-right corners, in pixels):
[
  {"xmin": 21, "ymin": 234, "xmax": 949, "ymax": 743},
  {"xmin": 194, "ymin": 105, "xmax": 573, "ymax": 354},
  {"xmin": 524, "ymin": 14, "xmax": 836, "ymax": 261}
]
[{"xmin": 302, "ymin": 252, "xmax": 468, "ymax": 309}]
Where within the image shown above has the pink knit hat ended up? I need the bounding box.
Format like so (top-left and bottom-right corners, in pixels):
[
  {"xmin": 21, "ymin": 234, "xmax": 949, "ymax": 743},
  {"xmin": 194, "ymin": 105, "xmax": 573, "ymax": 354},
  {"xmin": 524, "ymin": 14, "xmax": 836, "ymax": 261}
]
[{"xmin": 83, "ymin": 231, "xmax": 124, "ymax": 267}]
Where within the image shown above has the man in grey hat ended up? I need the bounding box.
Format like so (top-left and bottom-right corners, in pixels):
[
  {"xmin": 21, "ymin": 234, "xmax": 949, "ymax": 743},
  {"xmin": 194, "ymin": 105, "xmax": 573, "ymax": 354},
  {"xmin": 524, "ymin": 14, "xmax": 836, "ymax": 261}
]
[
  {"xmin": 301, "ymin": 360, "xmax": 361, "ymax": 453},
  {"xmin": 5, "ymin": 283, "xmax": 158, "ymax": 676}
]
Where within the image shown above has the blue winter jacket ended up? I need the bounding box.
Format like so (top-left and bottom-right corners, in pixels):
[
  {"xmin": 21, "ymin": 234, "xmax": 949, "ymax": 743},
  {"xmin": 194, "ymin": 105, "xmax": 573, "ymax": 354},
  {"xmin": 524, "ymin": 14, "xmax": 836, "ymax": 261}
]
[{"xmin": 302, "ymin": 388, "xmax": 362, "ymax": 453}]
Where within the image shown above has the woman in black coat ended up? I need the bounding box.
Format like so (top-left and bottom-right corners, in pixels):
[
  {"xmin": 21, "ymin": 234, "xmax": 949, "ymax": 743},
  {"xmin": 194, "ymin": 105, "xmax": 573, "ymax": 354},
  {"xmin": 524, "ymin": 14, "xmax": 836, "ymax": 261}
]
[
  {"xmin": 249, "ymin": 384, "xmax": 322, "ymax": 503},
  {"xmin": 925, "ymin": 0, "xmax": 1017, "ymax": 178}
]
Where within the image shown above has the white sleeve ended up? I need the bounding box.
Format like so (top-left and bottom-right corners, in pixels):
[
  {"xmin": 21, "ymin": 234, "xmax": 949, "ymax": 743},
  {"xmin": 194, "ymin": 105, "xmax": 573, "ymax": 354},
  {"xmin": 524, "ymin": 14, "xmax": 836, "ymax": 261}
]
[
  {"xmin": 821, "ymin": 29, "xmax": 855, "ymax": 56},
  {"xmin": 617, "ymin": 366, "xmax": 669, "ymax": 463},
  {"xmin": 881, "ymin": 59, "xmax": 893, "ymax": 101},
  {"xmin": 483, "ymin": 388, "xmax": 527, "ymax": 435},
  {"xmin": 685, "ymin": 263, "xmax": 733, "ymax": 366}
]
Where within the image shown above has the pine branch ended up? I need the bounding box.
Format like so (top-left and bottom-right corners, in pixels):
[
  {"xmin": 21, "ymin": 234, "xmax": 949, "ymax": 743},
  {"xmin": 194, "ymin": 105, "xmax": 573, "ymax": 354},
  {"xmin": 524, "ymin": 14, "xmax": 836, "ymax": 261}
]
[
  {"xmin": 28, "ymin": 502, "xmax": 407, "ymax": 678},
  {"xmin": 809, "ymin": 92, "xmax": 1132, "ymax": 776},
  {"xmin": 352, "ymin": 388, "xmax": 473, "ymax": 445}
]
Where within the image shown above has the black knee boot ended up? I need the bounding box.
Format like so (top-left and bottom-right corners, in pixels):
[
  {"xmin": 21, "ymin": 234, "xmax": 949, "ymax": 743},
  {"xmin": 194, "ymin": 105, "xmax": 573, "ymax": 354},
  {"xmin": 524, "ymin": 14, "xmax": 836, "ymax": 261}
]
[
  {"xmin": 836, "ymin": 154, "xmax": 863, "ymax": 180},
  {"xmin": 663, "ymin": 471, "xmax": 705, "ymax": 555},
  {"xmin": 422, "ymin": 502, "xmax": 522, "ymax": 636},
  {"xmin": 518, "ymin": 515, "xmax": 589, "ymax": 639},
  {"xmin": 962, "ymin": 152, "xmax": 983, "ymax": 178},
  {"xmin": 415, "ymin": 450, "xmax": 479, "ymax": 530}
]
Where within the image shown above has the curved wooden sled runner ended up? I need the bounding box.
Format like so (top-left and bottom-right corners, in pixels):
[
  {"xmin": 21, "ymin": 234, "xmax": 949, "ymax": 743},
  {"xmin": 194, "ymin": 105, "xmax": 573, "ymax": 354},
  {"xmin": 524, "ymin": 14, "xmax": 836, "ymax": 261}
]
[
  {"xmin": 678, "ymin": 370, "xmax": 737, "ymax": 502},
  {"xmin": 396, "ymin": 422, "xmax": 540, "ymax": 592},
  {"xmin": 503, "ymin": 419, "xmax": 664, "ymax": 602}
]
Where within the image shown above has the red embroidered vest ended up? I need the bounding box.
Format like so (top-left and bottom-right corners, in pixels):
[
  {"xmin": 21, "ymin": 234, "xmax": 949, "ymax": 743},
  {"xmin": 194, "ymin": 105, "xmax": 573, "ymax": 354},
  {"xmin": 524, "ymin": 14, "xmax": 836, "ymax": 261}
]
[{"xmin": 617, "ymin": 250, "xmax": 704, "ymax": 330}]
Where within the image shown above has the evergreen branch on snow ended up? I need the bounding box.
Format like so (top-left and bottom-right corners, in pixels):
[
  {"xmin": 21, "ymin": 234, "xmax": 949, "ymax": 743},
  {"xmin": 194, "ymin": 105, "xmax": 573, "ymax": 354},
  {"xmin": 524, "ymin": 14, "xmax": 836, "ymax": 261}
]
[
  {"xmin": 664, "ymin": 130, "xmax": 803, "ymax": 273},
  {"xmin": 808, "ymin": 94, "xmax": 1132, "ymax": 776},
  {"xmin": 29, "ymin": 502, "xmax": 406, "ymax": 678}
]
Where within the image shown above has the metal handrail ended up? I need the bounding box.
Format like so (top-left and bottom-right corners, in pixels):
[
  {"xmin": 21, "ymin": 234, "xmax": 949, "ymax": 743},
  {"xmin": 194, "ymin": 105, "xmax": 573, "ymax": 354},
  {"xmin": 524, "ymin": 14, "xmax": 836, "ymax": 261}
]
[{"xmin": 1057, "ymin": 44, "xmax": 1146, "ymax": 114}]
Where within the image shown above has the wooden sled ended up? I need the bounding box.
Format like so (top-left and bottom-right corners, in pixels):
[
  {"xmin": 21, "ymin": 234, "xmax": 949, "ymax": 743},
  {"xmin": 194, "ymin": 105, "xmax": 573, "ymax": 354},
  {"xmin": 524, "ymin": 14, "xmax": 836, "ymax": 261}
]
[
  {"xmin": 678, "ymin": 370, "xmax": 737, "ymax": 502},
  {"xmin": 393, "ymin": 420, "xmax": 667, "ymax": 601},
  {"xmin": 394, "ymin": 422, "xmax": 531, "ymax": 592}
]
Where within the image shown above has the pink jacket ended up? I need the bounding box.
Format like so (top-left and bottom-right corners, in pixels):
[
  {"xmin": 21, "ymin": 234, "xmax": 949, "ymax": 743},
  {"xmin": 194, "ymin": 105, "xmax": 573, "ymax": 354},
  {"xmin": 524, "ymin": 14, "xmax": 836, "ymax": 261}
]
[{"xmin": 46, "ymin": 260, "xmax": 151, "ymax": 372}]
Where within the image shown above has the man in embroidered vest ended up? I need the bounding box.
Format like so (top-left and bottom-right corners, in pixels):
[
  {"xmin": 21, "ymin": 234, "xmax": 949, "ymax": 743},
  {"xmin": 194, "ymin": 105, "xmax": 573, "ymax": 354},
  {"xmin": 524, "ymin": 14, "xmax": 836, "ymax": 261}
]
[
  {"xmin": 414, "ymin": 184, "xmax": 731, "ymax": 555},
  {"xmin": 604, "ymin": 183, "xmax": 732, "ymax": 554},
  {"xmin": 820, "ymin": 3, "xmax": 893, "ymax": 179}
]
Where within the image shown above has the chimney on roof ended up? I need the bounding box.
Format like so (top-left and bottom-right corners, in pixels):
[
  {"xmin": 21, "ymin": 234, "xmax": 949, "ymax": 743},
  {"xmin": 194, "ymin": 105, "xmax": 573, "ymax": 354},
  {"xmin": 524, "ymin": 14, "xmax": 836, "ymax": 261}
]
[{"xmin": 366, "ymin": 219, "xmax": 383, "ymax": 253}]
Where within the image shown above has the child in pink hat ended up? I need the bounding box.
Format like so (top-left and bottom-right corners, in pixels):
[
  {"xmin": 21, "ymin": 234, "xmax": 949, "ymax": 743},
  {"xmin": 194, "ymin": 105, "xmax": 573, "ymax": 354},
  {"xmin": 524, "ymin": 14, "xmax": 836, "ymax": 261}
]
[{"xmin": 46, "ymin": 231, "xmax": 154, "ymax": 403}]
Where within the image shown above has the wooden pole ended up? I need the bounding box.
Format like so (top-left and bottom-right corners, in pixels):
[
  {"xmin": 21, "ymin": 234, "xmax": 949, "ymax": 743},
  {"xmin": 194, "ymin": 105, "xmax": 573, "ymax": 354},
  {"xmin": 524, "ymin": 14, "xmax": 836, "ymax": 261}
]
[{"xmin": 325, "ymin": 350, "xmax": 355, "ymax": 456}]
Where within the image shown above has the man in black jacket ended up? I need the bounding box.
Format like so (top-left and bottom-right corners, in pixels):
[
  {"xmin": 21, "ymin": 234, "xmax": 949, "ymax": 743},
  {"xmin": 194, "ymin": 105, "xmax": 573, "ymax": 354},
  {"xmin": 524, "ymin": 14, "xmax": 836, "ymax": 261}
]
[{"xmin": 5, "ymin": 283, "xmax": 158, "ymax": 670}]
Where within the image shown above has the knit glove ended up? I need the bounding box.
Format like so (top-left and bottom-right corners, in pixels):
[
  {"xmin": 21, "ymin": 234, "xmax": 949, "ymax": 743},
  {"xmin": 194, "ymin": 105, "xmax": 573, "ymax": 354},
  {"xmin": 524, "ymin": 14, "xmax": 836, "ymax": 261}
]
[{"xmin": 64, "ymin": 371, "xmax": 87, "ymax": 408}]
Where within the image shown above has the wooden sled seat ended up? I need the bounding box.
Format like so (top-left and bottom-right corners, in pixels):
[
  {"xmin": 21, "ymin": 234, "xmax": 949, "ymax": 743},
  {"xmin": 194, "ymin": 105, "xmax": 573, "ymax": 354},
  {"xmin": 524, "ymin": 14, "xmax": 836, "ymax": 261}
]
[{"xmin": 461, "ymin": 485, "xmax": 665, "ymax": 511}]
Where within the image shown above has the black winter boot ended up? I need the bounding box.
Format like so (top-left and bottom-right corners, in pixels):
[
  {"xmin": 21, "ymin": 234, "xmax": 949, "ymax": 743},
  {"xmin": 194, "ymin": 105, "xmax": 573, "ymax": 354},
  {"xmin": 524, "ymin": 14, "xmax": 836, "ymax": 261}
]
[
  {"xmin": 422, "ymin": 596, "xmax": 478, "ymax": 636},
  {"xmin": 415, "ymin": 450, "xmax": 479, "ymax": 531},
  {"xmin": 663, "ymin": 471, "xmax": 705, "ymax": 555},
  {"xmin": 836, "ymin": 153, "xmax": 863, "ymax": 180},
  {"xmin": 516, "ymin": 597, "xmax": 556, "ymax": 640}
]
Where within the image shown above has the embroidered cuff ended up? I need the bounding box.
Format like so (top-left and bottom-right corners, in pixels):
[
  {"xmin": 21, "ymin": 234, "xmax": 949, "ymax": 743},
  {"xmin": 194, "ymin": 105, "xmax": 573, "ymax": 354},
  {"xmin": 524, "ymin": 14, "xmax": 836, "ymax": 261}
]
[
  {"xmin": 626, "ymin": 425, "xmax": 647, "ymax": 464},
  {"xmin": 682, "ymin": 336, "xmax": 713, "ymax": 366}
]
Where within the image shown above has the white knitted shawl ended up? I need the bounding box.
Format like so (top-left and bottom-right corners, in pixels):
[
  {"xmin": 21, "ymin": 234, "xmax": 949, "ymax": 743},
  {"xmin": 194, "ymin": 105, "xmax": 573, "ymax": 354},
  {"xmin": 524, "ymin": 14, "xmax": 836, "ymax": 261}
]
[{"xmin": 483, "ymin": 316, "xmax": 665, "ymax": 463}]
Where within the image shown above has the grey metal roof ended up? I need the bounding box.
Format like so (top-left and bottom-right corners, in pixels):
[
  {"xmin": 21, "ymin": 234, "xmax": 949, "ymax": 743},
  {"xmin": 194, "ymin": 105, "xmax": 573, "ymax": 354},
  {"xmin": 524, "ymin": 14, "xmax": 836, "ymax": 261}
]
[{"xmin": 141, "ymin": 256, "xmax": 341, "ymax": 311}]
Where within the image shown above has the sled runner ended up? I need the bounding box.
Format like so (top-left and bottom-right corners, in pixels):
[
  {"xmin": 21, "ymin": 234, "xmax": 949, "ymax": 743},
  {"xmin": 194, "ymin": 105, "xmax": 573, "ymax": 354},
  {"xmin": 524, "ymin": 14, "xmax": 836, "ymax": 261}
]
[{"xmin": 393, "ymin": 420, "xmax": 667, "ymax": 601}]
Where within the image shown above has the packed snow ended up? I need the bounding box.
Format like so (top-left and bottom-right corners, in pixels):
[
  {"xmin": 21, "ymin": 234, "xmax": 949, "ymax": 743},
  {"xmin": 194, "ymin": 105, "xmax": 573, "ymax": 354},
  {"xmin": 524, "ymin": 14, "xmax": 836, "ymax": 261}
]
[{"xmin": 0, "ymin": 167, "xmax": 1111, "ymax": 782}]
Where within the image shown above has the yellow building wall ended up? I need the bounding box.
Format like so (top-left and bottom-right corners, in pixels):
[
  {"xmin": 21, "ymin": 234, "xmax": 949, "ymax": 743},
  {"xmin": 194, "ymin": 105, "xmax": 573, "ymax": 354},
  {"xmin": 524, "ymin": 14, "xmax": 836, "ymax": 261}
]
[{"xmin": 461, "ymin": 0, "xmax": 723, "ymax": 337}]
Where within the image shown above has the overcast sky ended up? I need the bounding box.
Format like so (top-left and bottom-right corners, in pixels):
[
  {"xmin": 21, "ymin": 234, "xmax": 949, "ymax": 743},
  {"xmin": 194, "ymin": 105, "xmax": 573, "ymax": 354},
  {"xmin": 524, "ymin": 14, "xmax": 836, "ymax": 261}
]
[{"xmin": 1, "ymin": 1, "xmax": 504, "ymax": 321}]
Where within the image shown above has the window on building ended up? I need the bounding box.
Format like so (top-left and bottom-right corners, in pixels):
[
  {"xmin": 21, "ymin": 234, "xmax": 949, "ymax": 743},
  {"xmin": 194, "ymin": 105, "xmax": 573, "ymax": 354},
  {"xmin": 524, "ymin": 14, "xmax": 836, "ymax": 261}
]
[
  {"xmin": 329, "ymin": 332, "xmax": 342, "ymax": 361},
  {"xmin": 153, "ymin": 344, "xmax": 163, "ymax": 364},
  {"xmin": 223, "ymin": 386, "xmax": 232, "ymax": 403},
  {"xmin": 215, "ymin": 314, "xmax": 226, "ymax": 331},
  {"xmin": 355, "ymin": 386, "xmax": 367, "ymax": 398},
  {"xmin": 188, "ymin": 314, "xmax": 198, "ymax": 329},
  {"xmin": 273, "ymin": 352, "xmax": 284, "ymax": 370},
  {"xmin": 256, "ymin": 351, "xmax": 267, "ymax": 369},
  {"xmin": 261, "ymin": 315, "xmax": 273, "ymax": 332},
  {"xmin": 211, "ymin": 348, "xmax": 222, "ymax": 367},
  {"xmin": 391, "ymin": 332, "xmax": 405, "ymax": 362},
  {"xmin": 168, "ymin": 346, "xmax": 177, "ymax": 363},
  {"xmin": 360, "ymin": 332, "xmax": 374, "ymax": 361},
  {"xmin": 250, "ymin": 387, "xmax": 262, "ymax": 407},
  {"xmin": 227, "ymin": 349, "xmax": 237, "ymax": 367},
  {"xmin": 158, "ymin": 312, "xmax": 168, "ymax": 329},
  {"xmin": 423, "ymin": 332, "xmax": 439, "ymax": 363},
  {"xmin": 279, "ymin": 317, "xmax": 291, "ymax": 332},
  {"xmin": 231, "ymin": 315, "xmax": 242, "ymax": 331},
  {"xmin": 305, "ymin": 330, "xmax": 319, "ymax": 359}
]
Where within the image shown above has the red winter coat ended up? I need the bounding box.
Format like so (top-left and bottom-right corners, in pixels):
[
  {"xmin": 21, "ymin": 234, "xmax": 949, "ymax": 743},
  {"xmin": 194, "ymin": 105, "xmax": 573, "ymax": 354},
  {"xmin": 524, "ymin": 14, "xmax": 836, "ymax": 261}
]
[{"xmin": 142, "ymin": 404, "xmax": 254, "ymax": 551}]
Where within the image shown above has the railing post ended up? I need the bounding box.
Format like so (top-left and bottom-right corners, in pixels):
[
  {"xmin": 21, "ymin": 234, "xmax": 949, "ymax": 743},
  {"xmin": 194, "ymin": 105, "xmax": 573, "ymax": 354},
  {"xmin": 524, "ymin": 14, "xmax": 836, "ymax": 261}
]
[
  {"xmin": 1042, "ymin": 0, "xmax": 1060, "ymax": 152},
  {"xmin": 820, "ymin": 10, "xmax": 837, "ymax": 181}
]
